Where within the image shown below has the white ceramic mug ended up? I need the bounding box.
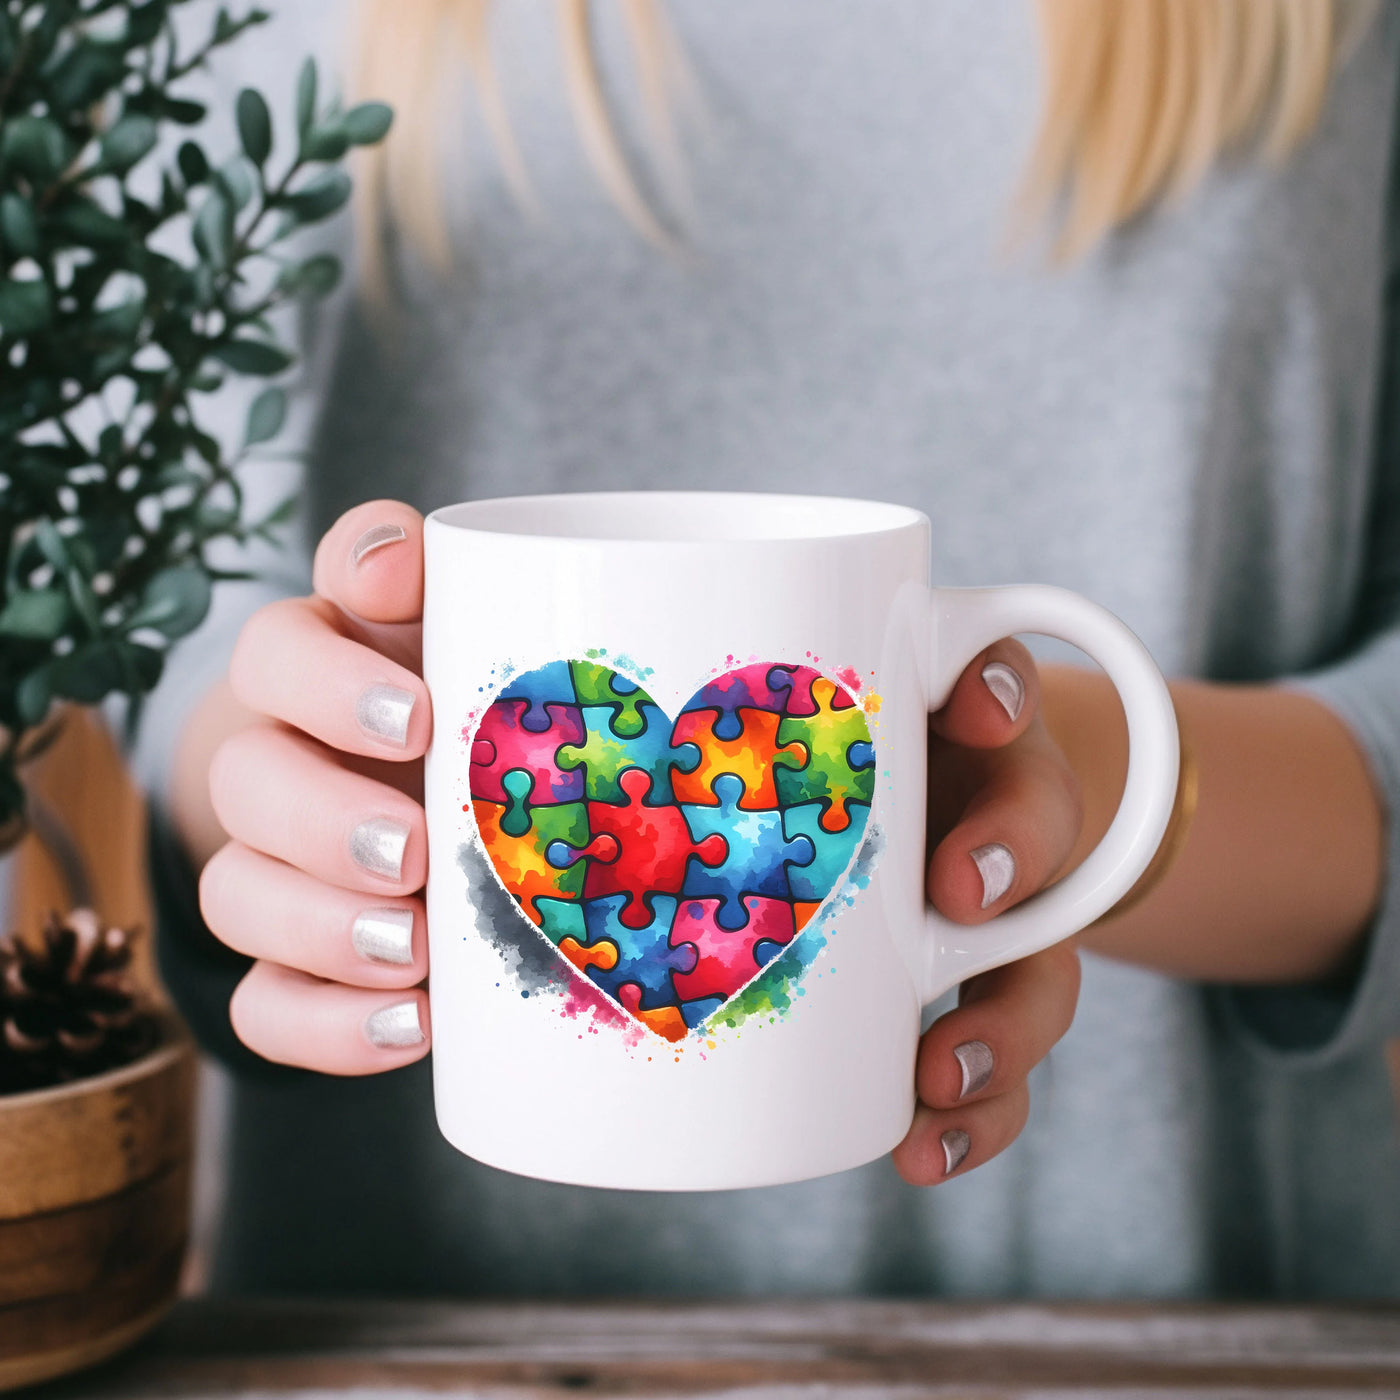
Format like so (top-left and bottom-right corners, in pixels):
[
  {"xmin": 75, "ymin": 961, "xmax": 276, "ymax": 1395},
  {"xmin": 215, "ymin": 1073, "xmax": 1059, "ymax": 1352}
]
[{"xmin": 423, "ymin": 492, "xmax": 1177, "ymax": 1191}]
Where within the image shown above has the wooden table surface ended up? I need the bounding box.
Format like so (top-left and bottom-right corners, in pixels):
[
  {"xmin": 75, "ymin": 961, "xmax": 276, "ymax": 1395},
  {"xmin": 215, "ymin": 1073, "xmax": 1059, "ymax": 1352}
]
[{"xmin": 25, "ymin": 1298, "xmax": 1400, "ymax": 1399}]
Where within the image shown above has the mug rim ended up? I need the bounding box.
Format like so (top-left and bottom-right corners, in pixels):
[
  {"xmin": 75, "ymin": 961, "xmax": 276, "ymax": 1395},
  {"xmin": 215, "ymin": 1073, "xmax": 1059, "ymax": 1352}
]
[{"xmin": 427, "ymin": 491, "xmax": 929, "ymax": 546}]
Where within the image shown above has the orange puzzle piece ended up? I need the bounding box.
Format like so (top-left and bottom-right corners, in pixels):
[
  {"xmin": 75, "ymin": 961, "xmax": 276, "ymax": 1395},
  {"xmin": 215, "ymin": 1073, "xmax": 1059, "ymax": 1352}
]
[{"xmin": 670, "ymin": 707, "xmax": 808, "ymax": 810}]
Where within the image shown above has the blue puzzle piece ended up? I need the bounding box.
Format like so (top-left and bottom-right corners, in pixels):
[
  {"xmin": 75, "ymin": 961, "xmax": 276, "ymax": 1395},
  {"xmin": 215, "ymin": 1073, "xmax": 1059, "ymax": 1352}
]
[
  {"xmin": 577, "ymin": 894, "xmax": 694, "ymax": 1010},
  {"xmin": 751, "ymin": 938, "xmax": 789, "ymax": 969},
  {"xmin": 781, "ymin": 800, "xmax": 869, "ymax": 901},
  {"xmin": 680, "ymin": 774, "xmax": 814, "ymax": 930},
  {"xmin": 848, "ymin": 740, "xmax": 875, "ymax": 771},
  {"xmin": 498, "ymin": 660, "xmax": 578, "ymax": 732},
  {"xmin": 679, "ymin": 994, "xmax": 725, "ymax": 1029},
  {"xmin": 556, "ymin": 703, "xmax": 701, "ymax": 805}
]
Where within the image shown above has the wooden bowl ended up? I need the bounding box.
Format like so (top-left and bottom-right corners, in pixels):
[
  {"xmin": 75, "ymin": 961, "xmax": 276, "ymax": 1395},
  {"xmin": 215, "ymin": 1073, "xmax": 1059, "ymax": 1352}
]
[{"xmin": 0, "ymin": 1017, "xmax": 196, "ymax": 1391}]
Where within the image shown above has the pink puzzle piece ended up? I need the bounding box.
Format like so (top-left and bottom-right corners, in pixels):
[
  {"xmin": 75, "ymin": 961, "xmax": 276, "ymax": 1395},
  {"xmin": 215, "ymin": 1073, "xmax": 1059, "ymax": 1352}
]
[
  {"xmin": 669, "ymin": 895, "xmax": 797, "ymax": 1004},
  {"xmin": 469, "ymin": 700, "xmax": 586, "ymax": 805}
]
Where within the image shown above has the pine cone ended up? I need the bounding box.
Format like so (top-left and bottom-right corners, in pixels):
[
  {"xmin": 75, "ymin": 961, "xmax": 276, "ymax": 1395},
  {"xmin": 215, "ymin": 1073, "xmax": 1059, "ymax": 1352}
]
[{"xmin": 0, "ymin": 910, "xmax": 159, "ymax": 1095}]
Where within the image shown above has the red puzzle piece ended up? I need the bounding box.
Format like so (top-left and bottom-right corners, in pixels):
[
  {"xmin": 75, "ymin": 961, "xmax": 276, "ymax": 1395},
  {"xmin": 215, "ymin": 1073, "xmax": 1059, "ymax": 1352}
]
[
  {"xmin": 569, "ymin": 768, "xmax": 727, "ymax": 928},
  {"xmin": 669, "ymin": 896, "xmax": 797, "ymax": 1004}
]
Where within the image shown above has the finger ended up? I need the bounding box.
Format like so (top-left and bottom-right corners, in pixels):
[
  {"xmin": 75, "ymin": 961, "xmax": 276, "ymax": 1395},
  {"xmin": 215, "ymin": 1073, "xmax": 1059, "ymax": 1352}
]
[
  {"xmin": 312, "ymin": 499, "xmax": 424, "ymax": 626},
  {"xmin": 926, "ymin": 732, "xmax": 1083, "ymax": 922},
  {"xmin": 890, "ymin": 1083, "xmax": 1030, "ymax": 1186},
  {"xmin": 201, "ymin": 842, "xmax": 426, "ymax": 989},
  {"xmin": 209, "ymin": 725, "xmax": 426, "ymax": 896},
  {"xmin": 230, "ymin": 596, "xmax": 431, "ymax": 759},
  {"xmin": 913, "ymin": 940, "xmax": 1081, "ymax": 1109},
  {"xmin": 930, "ymin": 638, "xmax": 1040, "ymax": 749},
  {"xmin": 230, "ymin": 961, "xmax": 430, "ymax": 1074}
]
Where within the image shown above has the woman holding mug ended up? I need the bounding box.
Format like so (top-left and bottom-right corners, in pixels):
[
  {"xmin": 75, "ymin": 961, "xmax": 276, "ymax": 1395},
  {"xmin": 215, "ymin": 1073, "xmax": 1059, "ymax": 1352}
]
[{"xmin": 145, "ymin": 0, "xmax": 1397, "ymax": 1295}]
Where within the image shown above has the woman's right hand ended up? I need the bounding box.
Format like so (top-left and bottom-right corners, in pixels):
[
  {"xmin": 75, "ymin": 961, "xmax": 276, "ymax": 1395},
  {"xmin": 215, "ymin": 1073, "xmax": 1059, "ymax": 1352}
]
[{"xmin": 199, "ymin": 501, "xmax": 435, "ymax": 1073}]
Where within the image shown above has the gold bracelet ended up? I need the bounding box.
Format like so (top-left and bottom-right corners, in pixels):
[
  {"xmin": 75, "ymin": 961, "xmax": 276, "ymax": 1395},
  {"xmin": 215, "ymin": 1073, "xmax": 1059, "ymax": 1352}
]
[{"xmin": 1088, "ymin": 718, "xmax": 1198, "ymax": 926}]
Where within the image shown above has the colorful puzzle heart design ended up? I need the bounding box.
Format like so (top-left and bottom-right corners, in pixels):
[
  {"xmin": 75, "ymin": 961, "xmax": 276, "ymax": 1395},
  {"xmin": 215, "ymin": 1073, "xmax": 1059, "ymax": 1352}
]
[{"xmin": 468, "ymin": 659, "xmax": 876, "ymax": 1041}]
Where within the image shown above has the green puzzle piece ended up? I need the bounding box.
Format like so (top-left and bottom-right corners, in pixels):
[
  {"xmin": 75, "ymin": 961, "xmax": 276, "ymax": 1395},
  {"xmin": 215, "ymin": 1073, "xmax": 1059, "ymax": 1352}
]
[
  {"xmin": 569, "ymin": 661, "xmax": 649, "ymax": 737},
  {"xmin": 535, "ymin": 896, "xmax": 587, "ymax": 947},
  {"xmin": 776, "ymin": 681, "xmax": 875, "ymax": 827}
]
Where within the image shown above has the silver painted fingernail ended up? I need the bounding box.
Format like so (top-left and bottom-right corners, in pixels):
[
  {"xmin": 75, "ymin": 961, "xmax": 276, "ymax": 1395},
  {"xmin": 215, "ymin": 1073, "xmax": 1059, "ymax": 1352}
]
[
  {"xmin": 351, "ymin": 816, "xmax": 410, "ymax": 882},
  {"xmin": 954, "ymin": 1040, "xmax": 995, "ymax": 1099},
  {"xmin": 352, "ymin": 907, "xmax": 415, "ymax": 965},
  {"xmin": 352, "ymin": 523, "xmax": 406, "ymax": 566},
  {"xmin": 942, "ymin": 1128, "xmax": 971, "ymax": 1176},
  {"xmin": 971, "ymin": 842, "xmax": 1015, "ymax": 909},
  {"xmin": 356, "ymin": 683, "xmax": 416, "ymax": 747},
  {"xmin": 981, "ymin": 661, "xmax": 1024, "ymax": 722},
  {"xmin": 364, "ymin": 1000, "xmax": 424, "ymax": 1048}
]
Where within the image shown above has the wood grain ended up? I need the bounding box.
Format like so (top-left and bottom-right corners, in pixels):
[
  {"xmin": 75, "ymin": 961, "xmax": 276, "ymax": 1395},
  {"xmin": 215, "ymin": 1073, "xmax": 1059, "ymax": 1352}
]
[
  {"xmin": 36, "ymin": 1298, "xmax": 1400, "ymax": 1397},
  {"xmin": 0, "ymin": 1025, "xmax": 195, "ymax": 1219},
  {"xmin": 0, "ymin": 1158, "xmax": 190, "ymax": 1305}
]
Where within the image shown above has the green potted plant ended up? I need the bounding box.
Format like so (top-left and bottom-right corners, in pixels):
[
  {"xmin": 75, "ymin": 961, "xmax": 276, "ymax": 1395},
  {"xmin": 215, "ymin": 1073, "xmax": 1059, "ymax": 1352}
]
[{"xmin": 0, "ymin": 0, "xmax": 390, "ymax": 1385}]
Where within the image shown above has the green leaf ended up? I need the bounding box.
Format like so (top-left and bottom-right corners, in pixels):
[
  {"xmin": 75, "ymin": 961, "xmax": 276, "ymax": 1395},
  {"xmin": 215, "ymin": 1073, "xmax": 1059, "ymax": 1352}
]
[
  {"xmin": 296, "ymin": 57, "xmax": 317, "ymax": 140},
  {"xmin": 342, "ymin": 101, "xmax": 393, "ymax": 146},
  {"xmin": 1, "ymin": 116, "xmax": 70, "ymax": 183},
  {"xmin": 244, "ymin": 385, "xmax": 287, "ymax": 445},
  {"xmin": 300, "ymin": 122, "xmax": 348, "ymax": 162},
  {"xmin": 91, "ymin": 299, "xmax": 145, "ymax": 342},
  {"xmin": 16, "ymin": 670, "xmax": 52, "ymax": 727},
  {"xmin": 50, "ymin": 199, "xmax": 130, "ymax": 247},
  {"xmin": 99, "ymin": 114, "xmax": 158, "ymax": 173},
  {"xmin": 192, "ymin": 190, "xmax": 233, "ymax": 268},
  {"xmin": 209, "ymin": 338, "xmax": 293, "ymax": 374},
  {"xmin": 0, "ymin": 589, "xmax": 70, "ymax": 640},
  {"xmin": 276, "ymin": 252, "xmax": 341, "ymax": 297},
  {"xmin": 164, "ymin": 97, "xmax": 207, "ymax": 125},
  {"xmin": 236, "ymin": 88, "xmax": 272, "ymax": 167},
  {"xmin": 126, "ymin": 1, "xmax": 166, "ymax": 46},
  {"xmin": 124, "ymin": 566, "xmax": 212, "ymax": 639},
  {"xmin": 177, "ymin": 140, "xmax": 209, "ymax": 187},
  {"xmin": 0, "ymin": 195, "xmax": 39, "ymax": 257},
  {"xmin": 217, "ymin": 157, "xmax": 255, "ymax": 211},
  {"xmin": 46, "ymin": 40, "xmax": 125, "ymax": 110},
  {"xmin": 0, "ymin": 279, "xmax": 52, "ymax": 336},
  {"xmin": 280, "ymin": 168, "xmax": 352, "ymax": 223}
]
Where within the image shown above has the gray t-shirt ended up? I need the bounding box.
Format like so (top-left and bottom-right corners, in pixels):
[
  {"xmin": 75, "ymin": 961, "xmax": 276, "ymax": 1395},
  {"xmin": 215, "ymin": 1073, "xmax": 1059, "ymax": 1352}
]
[{"xmin": 144, "ymin": 0, "xmax": 1400, "ymax": 1297}]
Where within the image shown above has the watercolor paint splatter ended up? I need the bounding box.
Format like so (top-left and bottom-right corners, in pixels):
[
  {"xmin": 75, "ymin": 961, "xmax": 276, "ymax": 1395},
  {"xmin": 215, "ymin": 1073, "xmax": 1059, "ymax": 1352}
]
[{"xmin": 463, "ymin": 657, "xmax": 879, "ymax": 1043}]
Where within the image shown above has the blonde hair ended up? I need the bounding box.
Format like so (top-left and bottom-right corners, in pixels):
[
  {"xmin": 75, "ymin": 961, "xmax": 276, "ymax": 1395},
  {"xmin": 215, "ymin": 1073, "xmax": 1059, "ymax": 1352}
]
[{"xmin": 351, "ymin": 0, "xmax": 1374, "ymax": 289}]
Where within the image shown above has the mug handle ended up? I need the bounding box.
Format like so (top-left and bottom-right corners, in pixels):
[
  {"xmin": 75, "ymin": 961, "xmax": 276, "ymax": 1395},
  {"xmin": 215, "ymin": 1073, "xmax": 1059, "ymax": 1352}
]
[{"xmin": 919, "ymin": 585, "xmax": 1179, "ymax": 1003}]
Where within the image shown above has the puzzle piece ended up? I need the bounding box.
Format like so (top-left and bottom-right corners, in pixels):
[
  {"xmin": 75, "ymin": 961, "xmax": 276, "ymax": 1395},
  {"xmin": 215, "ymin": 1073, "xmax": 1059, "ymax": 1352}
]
[
  {"xmin": 573, "ymin": 893, "xmax": 695, "ymax": 1010},
  {"xmin": 569, "ymin": 661, "xmax": 648, "ymax": 737},
  {"xmin": 498, "ymin": 769, "xmax": 535, "ymax": 837},
  {"xmin": 559, "ymin": 933, "xmax": 618, "ymax": 977},
  {"xmin": 793, "ymin": 900, "xmax": 821, "ymax": 932},
  {"xmin": 775, "ymin": 679, "xmax": 875, "ymax": 831},
  {"xmin": 472, "ymin": 798, "xmax": 589, "ymax": 924},
  {"xmin": 670, "ymin": 895, "xmax": 797, "ymax": 1004},
  {"xmin": 680, "ymin": 774, "xmax": 814, "ymax": 928},
  {"xmin": 497, "ymin": 660, "xmax": 578, "ymax": 731},
  {"xmin": 549, "ymin": 768, "xmax": 726, "ymax": 927},
  {"xmin": 678, "ymin": 994, "xmax": 725, "ymax": 1030},
  {"xmin": 556, "ymin": 704, "xmax": 701, "ymax": 805},
  {"xmin": 535, "ymin": 896, "xmax": 587, "ymax": 948},
  {"xmin": 469, "ymin": 700, "xmax": 585, "ymax": 806},
  {"xmin": 617, "ymin": 984, "xmax": 688, "ymax": 1042},
  {"xmin": 691, "ymin": 663, "xmax": 794, "ymax": 739},
  {"xmin": 781, "ymin": 799, "xmax": 869, "ymax": 901},
  {"xmin": 671, "ymin": 708, "xmax": 808, "ymax": 810}
]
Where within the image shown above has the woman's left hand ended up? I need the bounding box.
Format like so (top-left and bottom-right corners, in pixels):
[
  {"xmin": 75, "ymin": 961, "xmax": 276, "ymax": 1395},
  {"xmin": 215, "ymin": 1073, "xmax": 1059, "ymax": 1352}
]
[{"xmin": 892, "ymin": 640, "xmax": 1085, "ymax": 1185}]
